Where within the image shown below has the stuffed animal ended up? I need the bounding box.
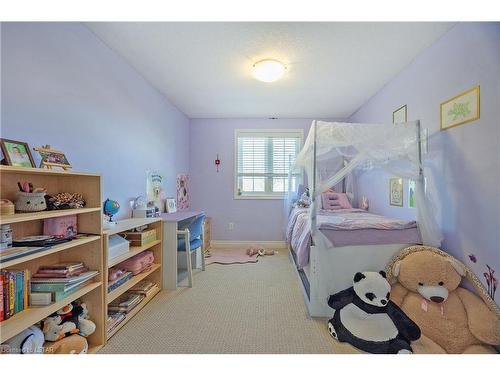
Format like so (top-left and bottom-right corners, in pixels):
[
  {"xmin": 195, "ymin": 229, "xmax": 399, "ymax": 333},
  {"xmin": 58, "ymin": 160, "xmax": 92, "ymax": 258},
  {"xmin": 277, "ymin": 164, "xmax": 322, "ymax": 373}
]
[
  {"xmin": 327, "ymin": 271, "xmax": 421, "ymax": 354},
  {"xmin": 44, "ymin": 334, "xmax": 88, "ymax": 354},
  {"xmin": 388, "ymin": 247, "xmax": 500, "ymax": 354},
  {"xmin": 56, "ymin": 301, "xmax": 96, "ymax": 337},
  {"xmin": 41, "ymin": 315, "xmax": 79, "ymax": 342},
  {"xmin": 76, "ymin": 302, "xmax": 96, "ymax": 337},
  {"xmin": 2, "ymin": 325, "xmax": 45, "ymax": 354},
  {"xmin": 246, "ymin": 244, "xmax": 276, "ymax": 257}
]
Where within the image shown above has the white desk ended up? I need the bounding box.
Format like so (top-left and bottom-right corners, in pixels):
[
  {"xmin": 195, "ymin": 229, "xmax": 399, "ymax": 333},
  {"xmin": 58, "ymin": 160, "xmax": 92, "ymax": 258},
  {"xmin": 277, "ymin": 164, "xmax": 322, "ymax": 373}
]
[{"xmin": 161, "ymin": 210, "xmax": 204, "ymax": 290}]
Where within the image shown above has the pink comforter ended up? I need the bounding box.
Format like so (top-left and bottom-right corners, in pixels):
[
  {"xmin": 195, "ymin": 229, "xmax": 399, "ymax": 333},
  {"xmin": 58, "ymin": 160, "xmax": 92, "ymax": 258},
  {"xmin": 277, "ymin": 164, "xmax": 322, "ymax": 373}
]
[{"xmin": 287, "ymin": 208, "xmax": 418, "ymax": 269}]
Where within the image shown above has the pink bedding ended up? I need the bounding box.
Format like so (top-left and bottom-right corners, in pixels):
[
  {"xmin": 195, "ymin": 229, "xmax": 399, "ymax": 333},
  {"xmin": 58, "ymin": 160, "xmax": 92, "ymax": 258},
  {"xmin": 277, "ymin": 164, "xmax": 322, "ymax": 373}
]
[{"xmin": 287, "ymin": 208, "xmax": 421, "ymax": 269}]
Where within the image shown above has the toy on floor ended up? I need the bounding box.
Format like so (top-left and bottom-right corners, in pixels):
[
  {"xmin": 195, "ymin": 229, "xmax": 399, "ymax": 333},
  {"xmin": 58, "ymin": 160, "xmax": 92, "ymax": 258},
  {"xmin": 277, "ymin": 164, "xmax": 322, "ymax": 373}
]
[
  {"xmin": 2, "ymin": 325, "xmax": 45, "ymax": 354},
  {"xmin": 387, "ymin": 246, "xmax": 500, "ymax": 354},
  {"xmin": 44, "ymin": 334, "xmax": 88, "ymax": 354},
  {"xmin": 246, "ymin": 244, "xmax": 277, "ymax": 257},
  {"xmin": 327, "ymin": 270, "xmax": 421, "ymax": 354}
]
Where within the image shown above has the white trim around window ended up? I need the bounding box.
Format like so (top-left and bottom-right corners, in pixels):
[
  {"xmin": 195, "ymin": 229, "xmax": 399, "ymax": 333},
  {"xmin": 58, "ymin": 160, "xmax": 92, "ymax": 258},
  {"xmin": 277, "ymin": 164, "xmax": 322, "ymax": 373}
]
[{"xmin": 234, "ymin": 128, "xmax": 304, "ymax": 200}]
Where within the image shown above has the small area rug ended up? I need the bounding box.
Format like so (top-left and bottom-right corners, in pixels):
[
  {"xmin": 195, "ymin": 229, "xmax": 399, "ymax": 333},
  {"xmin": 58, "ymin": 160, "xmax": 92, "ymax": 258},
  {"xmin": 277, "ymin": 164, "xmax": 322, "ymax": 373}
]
[{"xmin": 205, "ymin": 248, "xmax": 258, "ymax": 265}]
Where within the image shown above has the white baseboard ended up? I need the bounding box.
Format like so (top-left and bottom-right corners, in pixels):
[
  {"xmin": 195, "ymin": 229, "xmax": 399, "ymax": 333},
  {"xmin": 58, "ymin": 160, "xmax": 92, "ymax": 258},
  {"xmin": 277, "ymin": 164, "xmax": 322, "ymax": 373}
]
[{"xmin": 210, "ymin": 240, "xmax": 287, "ymax": 250}]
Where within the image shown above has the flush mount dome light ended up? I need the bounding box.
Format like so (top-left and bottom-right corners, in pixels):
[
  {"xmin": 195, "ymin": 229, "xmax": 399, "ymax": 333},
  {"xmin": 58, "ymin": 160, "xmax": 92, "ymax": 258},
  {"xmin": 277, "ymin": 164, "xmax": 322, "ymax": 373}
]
[{"xmin": 252, "ymin": 59, "xmax": 286, "ymax": 82}]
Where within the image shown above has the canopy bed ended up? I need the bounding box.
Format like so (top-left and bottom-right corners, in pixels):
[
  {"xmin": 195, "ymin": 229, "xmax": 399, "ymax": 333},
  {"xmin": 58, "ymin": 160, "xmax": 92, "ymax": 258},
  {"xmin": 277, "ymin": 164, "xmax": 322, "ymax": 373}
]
[{"xmin": 285, "ymin": 120, "xmax": 441, "ymax": 318}]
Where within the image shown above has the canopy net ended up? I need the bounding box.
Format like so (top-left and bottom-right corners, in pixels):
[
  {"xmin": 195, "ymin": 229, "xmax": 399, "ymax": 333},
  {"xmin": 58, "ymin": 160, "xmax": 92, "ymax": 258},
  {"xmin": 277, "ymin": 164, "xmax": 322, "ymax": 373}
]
[{"xmin": 285, "ymin": 120, "xmax": 441, "ymax": 247}]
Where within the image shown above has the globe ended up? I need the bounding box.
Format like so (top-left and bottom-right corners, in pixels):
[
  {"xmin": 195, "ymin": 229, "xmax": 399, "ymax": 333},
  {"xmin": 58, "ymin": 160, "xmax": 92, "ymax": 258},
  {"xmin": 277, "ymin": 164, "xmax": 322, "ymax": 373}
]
[{"xmin": 103, "ymin": 198, "xmax": 120, "ymax": 221}]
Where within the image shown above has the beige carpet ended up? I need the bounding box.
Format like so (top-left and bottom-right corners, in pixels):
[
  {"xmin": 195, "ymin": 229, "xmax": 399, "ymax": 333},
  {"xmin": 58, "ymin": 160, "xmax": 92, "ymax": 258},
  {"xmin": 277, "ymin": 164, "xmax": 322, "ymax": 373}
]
[{"xmin": 100, "ymin": 250, "xmax": 348, "ymax": 354}]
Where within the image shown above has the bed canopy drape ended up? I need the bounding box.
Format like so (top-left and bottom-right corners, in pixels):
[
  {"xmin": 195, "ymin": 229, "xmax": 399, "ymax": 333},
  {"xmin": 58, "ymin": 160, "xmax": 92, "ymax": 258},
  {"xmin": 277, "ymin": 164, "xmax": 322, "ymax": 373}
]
[{"xmin": 286, "ymin": 120, "xmax": 442, "ymax": 248}]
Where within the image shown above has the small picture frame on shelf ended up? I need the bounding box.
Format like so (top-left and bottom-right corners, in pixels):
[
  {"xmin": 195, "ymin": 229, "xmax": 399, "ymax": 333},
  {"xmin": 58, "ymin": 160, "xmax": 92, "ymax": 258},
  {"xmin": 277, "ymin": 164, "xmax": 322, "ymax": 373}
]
[
  {"xmin": 165, "ymin": 197, "xmax": 177, "ymax": 213},
  {"xmin": 0, "ymin": 138, "xmax": 36, "ymax": 168},
  {"xmin": 389, "ymin": 177, "xmax": 403, "ymax": 207},
  {"xmin": 33, "ymin": 145, "xmax": 72, "ymax": 170},
  {"xmin": 392, "ymin": 104, "xmax": 407, "ymax": 125}
]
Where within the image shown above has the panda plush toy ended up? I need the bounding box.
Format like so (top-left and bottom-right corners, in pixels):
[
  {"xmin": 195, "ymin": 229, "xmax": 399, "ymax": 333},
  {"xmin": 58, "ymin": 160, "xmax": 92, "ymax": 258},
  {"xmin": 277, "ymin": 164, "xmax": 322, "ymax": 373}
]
[{"xmin": 327, "ymin": 271, "xmax": 421, "ymax": 354}]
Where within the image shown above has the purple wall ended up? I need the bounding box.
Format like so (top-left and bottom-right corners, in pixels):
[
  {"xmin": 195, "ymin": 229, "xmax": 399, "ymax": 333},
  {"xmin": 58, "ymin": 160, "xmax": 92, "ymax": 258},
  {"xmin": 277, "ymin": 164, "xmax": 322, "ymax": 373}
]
[
  {"xmin": 190, "ymin": 118, "xmax": 327, "ymax": 241},
  {"xmin": 0, "ymin": 22, "xmax": 190, "ymax": 219},
  {"xmin": 349, "ymin": 23, "xmax": 500, "ymax": 304}
]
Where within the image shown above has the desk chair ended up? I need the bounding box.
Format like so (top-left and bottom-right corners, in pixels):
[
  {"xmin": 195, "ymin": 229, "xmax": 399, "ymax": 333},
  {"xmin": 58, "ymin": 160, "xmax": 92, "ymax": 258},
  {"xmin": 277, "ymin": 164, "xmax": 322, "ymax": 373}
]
[{"xmin": 177, "ymin": 214, "xmax": 206, "ymax": 287}]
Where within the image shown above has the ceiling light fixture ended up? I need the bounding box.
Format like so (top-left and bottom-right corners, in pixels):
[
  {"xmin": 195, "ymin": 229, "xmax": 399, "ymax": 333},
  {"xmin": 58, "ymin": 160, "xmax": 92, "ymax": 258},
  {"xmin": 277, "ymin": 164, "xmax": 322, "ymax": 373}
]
[{"xmin": 252, "ymin": 59, "xmax": 286, "ymax": 83}]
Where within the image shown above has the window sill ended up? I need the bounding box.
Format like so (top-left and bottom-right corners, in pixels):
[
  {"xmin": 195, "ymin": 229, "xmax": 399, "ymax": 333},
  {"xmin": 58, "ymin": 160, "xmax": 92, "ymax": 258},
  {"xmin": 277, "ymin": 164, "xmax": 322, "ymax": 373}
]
[{"xmin": 234, "ymin": 194, "xmax": 286, "ymax": 200}]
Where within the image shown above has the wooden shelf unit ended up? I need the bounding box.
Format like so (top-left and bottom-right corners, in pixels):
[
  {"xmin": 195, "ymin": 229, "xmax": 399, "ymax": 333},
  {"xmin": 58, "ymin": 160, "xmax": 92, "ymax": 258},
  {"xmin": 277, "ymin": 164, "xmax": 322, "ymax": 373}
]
[
  {"xmin": 0, "ymin": 166, "xmax": 104, "ymax": 350},
  {"xmin": 103, "ymin": 218, "xmax": 162, "ymax": 342}
]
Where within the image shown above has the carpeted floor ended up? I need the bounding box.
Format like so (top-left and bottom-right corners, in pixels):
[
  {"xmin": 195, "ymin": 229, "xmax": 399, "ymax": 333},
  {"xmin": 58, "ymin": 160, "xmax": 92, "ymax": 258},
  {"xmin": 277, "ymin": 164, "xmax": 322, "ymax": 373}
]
[{"xmin": 100, "ymin": 250, "xmax": 342, "ymax": 354}]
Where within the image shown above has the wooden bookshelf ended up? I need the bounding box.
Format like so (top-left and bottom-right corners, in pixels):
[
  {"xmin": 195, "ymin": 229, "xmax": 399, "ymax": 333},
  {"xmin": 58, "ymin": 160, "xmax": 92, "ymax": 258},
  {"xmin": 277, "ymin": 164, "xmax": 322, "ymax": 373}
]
[
  {"xmin": 103, "ymin": 218, "xmax": 162, "ymax": 342},
  {"xmin": 0, "ymin": 166, "xmax": 104, "ymax": 351}
]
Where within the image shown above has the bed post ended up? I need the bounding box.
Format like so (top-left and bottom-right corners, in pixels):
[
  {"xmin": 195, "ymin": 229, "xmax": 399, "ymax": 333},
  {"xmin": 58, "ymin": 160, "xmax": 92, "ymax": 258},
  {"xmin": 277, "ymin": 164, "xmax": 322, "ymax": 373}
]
[
  {"xmin": 416, "ymin": 120, "xmax": 423, "ymax": 178},
  {"xmin": 311, "ymin": 120, "xmax": 317, "ymax": 233}
]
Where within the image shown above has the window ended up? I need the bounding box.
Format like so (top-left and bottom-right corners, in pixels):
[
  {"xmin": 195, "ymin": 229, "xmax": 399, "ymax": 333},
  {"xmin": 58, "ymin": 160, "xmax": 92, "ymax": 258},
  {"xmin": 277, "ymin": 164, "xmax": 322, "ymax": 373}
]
[{"xmin": 235, "ymin": 129, "xmax": 302, "ymax": 199}]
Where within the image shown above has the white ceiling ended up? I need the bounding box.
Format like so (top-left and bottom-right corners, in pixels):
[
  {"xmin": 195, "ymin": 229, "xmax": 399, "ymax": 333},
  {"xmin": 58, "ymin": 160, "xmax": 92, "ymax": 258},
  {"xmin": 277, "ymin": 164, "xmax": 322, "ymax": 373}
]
[{"xmin": 86, "ymin": 22, "xmax": 454, "ymax": 119}]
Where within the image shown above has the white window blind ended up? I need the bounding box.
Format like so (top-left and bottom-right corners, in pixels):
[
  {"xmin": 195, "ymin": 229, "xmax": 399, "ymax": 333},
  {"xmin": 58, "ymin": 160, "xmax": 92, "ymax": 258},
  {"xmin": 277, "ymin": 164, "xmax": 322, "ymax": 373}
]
[{"xmin": 235, "ymin": 130, "xmax": 302, "ymax": 198}]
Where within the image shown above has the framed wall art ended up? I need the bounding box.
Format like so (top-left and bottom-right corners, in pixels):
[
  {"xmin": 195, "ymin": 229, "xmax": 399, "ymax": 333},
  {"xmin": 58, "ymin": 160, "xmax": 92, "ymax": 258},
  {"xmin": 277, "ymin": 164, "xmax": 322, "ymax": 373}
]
[
  {"xmin": 440, "ymin": 86, "xmax": 480, "ymax": 130},
  {"xmin": 392, "ymin": 104, "xmax": 407, "ymax": 125},
  {"xmin": 389, "ymin": 177, "xmax": 403, "ymax": 207}
]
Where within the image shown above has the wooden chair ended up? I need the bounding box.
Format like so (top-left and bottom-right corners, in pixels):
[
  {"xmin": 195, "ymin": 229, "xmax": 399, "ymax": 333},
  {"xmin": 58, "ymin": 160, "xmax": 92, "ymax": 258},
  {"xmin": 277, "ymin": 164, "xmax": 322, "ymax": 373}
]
[{"xmin": 177, "ymin": 214, "xmax": 206, "ymax": 287}]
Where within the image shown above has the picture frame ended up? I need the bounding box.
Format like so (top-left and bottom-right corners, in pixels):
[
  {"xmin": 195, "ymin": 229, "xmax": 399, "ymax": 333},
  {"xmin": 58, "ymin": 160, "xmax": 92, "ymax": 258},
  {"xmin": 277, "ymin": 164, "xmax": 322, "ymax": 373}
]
[
  {"xmin": 0, "ymin": 138, "xmax": 36, "ymax": 168},
  {"xmin": 33, "ymin": 145, "xmax": 71, "ymax": 170},
  {"xmin": 392, "ymin": 104, "xmax": 407, "ymax": 125},
  {"xmin": 389, "ymin": 177, "xmax": 403, "ymax": 207},
  {"xmin": 165, "ymin": 197, "xmax": 177, "ymax": 213},
  {"xmin": 408, "ymin": 179, "xmax": 416, "ymax": 208},
  {"xmin": 440, "ymin": 86, "xmax": 480, "ymax": 131},
  {"xmin": 176, "ymin": 174, "xmax": 189, "ymax": 210}
]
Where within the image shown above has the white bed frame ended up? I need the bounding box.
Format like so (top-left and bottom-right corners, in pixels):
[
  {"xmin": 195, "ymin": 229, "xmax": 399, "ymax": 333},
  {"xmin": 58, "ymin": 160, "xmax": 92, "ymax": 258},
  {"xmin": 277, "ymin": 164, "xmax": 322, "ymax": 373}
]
[
  {"xmin": 289, "ymin": 120, "xmax": 423, "ymax": 319},
  {"xmin": 289, "ymin": 241, "xmax": 415, "ymax": 318}
]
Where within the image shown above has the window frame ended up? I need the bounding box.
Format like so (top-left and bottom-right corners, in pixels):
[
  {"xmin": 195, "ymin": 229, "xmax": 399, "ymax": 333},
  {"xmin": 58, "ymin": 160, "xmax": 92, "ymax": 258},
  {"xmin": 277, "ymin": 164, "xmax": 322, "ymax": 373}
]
[{"xmin": 234, "ymin": 128, "xmax": 304, "ymax": 200}]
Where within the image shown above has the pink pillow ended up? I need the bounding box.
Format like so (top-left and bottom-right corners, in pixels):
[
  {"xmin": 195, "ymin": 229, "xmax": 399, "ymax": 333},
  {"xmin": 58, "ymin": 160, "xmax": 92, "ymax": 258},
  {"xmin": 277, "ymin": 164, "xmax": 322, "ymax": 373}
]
[{"xmin": 321, "ymin": 192, "xmax": 352, "ymax": 210}]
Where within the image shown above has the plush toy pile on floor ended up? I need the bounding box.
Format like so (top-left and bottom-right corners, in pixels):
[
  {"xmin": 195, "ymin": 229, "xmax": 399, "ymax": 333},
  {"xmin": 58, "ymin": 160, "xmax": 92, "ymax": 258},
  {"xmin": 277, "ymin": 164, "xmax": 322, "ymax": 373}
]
[
  {"xmin": 327, "ymin": 270, "xmax": 421, "ymax": 354},
  {"xmin": 387, "ymin": 246, "xmax": 500, "ymax": 354}
]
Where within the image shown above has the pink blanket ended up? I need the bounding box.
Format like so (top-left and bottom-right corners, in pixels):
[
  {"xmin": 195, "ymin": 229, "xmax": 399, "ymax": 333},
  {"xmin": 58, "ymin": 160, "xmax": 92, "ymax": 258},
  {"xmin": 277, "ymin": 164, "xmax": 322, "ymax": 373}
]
[{"xmin": 288, "ymin": 208, "xmax": 418, "ymax": 269}]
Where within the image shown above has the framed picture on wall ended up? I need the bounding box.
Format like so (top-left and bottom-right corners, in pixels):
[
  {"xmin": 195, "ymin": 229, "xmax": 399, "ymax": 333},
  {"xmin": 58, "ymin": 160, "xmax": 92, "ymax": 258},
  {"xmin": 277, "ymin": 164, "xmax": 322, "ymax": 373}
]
[
  {"xmin": 408, "ymin": 179, "xmax": 416, "ymax": 208},
  {"xmin": 392, "ymin": 104, "xmax": 407, "ymax": 125},
  {"xmin": 389, "ymin": 177, "xmax": 403, "ymax": 207},
  {"xmin": 440, "ymin": 86, "xmax": 480, "ymax": 130},
  {"xmin": 165, "ymin": 197, "xmax": 177, "ymax": 213},
  {"xmin": 0, "ymin": 138, "xmax": 36, "ymax": 168}
]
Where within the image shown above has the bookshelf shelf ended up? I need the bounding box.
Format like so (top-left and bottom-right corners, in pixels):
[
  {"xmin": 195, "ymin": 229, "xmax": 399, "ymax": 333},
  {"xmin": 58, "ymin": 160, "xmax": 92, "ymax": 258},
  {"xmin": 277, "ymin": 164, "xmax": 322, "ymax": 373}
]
[
  {"xmin": 107, "ymin": 240, "xmax": 161, "ymax": 268},
  {"xmin": 0, "ymin": 235, "xmax": 101, "ymax": 269},
  {"xmin": 0, "ymin": 165, "xmax": 100, "ymax": 177},
  {"xmin": 0, "ymin": 207, "xmax": 101, "ymax": 225},
  {"xmin": 107, "ymin": 263, "xmax": 161, "ymax": 303},
  {"xmin": 0, "ymin": 281, "xmax": 101, "ymax": 342},
  {"xmin": 0, "ymin": 167, "xmax": 104, "ymax": 351},
  {"xmin": 106, "ymin": 284, "xmax": 160, "ymax": 340}
]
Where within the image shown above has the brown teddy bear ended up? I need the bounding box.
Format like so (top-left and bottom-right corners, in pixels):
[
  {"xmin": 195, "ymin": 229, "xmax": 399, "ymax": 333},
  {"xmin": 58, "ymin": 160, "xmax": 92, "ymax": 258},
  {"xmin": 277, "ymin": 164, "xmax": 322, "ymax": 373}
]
[{"xmin": 387, "ymin": 246, "xmax": 500, "ymax": 354}]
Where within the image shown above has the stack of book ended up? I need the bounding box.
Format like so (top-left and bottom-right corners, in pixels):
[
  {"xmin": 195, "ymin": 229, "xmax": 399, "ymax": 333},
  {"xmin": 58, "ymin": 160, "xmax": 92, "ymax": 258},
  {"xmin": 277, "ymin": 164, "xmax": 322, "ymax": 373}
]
[
  {"xmin": 128, "ymin": 280, "xmax": 158, "ymax": 297},
  {"xmin": 108, "ymin": 292, "xmax": 144, "ymax": 315},
  {"xmin": 30, "ymin": 262, "xmax": 98, "ymax": 302},
  {"xmin": 107, "ymin": 271, "xmax": 133, "ymax": 293},
  {"xmin": 106, "ymin": 312, "xmax": 126, "ymax": 334},
  {"xmin": 0, "ymin": 269, "xmax": 30, "ymax": 321}
]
